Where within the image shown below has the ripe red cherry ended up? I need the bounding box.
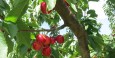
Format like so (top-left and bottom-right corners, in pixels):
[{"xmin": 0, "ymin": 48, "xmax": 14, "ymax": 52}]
[
  {"xmin": 40, "ymin": 2, "xmax": 47, "ymax": 14},
  {"xmin": 36, "ymin": 34, "xmax": 50, "ymax": 46},
  {"xmin": 50, "ymin": 37, "xmax": 56, "ymax": 44},
  {"xmin": 40, "ymin": 2, "xmax": 52, "ymax": 14},
  {"xmin": 32, "ymin": 41, "xmax": 42, "ymax": 51},
  {"xmin": 56, "ymin": 35, "xmax": 64, "ymax": 44},
  {"xmin": 44, "ymin": 36, "xmax": 51, "ymax": 46},
  {"xmin": 36, "ymin": 34, "xmax": 46, "ymax": 43},
  {"xmin": 42, "ymin": 46, "xmax": 51, "ymax": 56}
]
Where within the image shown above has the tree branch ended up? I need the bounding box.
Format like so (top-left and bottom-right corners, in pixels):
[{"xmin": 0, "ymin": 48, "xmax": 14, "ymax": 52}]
[
  {"xmin": 19, "ymin": 24, "xmax": 66, "ymax": 32},
  {"xmin": 18, "ymin": 29, "xmax": 52, "ymax": 32},
  {"xmin": 55, "ymin": 0, "xmax": 90, "ymax": 58}
]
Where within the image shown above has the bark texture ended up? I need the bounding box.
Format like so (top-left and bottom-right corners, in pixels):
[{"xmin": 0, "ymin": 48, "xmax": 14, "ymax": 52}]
[{"xmin": 55, "ymin": 0, "xmax": 90, "ymax": 58}]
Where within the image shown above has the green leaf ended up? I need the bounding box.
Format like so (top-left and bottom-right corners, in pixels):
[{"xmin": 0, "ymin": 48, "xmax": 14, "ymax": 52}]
[
  {"xmin": 62, "ymin": 39, "xmax": 74, "ymax": 49},
  {"xmin": 17, "ymin": 45, "xmax": 28, "ymax": 58},
  {"xmin": 3, "ymin": 22, "xmax": 18, "ymax": 38},
  {"xmin": 67, "ymin": 0, "xmax": 77, "ymax": 4},
  {"xmin": 94, "ymin": 33, "xmax": 105, "ymax": 46},
  {"xmin": 76, "ymin": 8, "xmax": 83, "ymax": 19},
  {"xmin": 36, "ymin": 51, "xmax": 43, "ymax": 58},
  {"xmin": 0, "ymin": 31, "xmax": 8, "ymax": 58},
  {"xmin": 88, "ymin": 35, "xmax": 104, "ymax": 52},
  {"xmin": 82, "ymin": 3, "xmax": 88, "ymax": 11},
  {"xmin": 5, "ymin": 0, "xmax": 29, "ymax": 23},
  {"xmin": 87, "ymin": 9, "xmax": 97, "ymax": 17},
  {"xmin": 70, "ymin": 51, "xmax": 79, "ymax": 58},
  {"xmin": 70, "ymin": 3, "xmax": 77, "ymax": 12},
  {"xmin": 88, "ymin": 35, "xmax": 99, "ymax": 51},
  {"xmin": 16, "ymin": 20, "xmax": 31, "ymax": 48},
  {"xmin": 16, "ymin": 32, "xmax": 31, "ymax": 48},
  {"xmin": 89, "ymin": 0, "xmax": 99, "ymax": 2},
  {"xmin": 108, "ymin": 48, "xmax": 115, "ymax": 58},
  {"xmin": 0, "ymin": 0, "xmax": 10, "ymax": 11},
  {"xmin": 52, "ymin": 47, "xmax": 59, "ymax": 58},
  {"xmin": 5, "ymin": 34, "xmax": 14, "ymax": 54},
  {"xmin": 0, "ymin": 0, "xmax": 4, "ymax": 8}
]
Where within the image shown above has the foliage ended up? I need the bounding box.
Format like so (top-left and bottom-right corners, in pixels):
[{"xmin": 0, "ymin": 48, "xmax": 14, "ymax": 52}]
[
  {"xmin": 103, "ymin": 0, "xmax": 115, "ymax": 34},
  {"xmin": 0, "ymin": 0, "xmax": 107, "ymax": 58},
  {"xmin": 103, "ymin": 0, "xmax": 115, "ymax": 58}
]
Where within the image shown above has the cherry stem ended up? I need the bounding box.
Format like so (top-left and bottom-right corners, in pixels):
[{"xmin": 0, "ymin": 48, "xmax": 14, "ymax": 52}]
[{"xmin": 19, "ymin": 24, "xmax": 66, "ymax": 32}]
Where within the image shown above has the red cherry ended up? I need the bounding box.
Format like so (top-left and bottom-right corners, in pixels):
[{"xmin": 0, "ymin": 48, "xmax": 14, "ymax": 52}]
[
  {"xmin": 40, "ymin": 2, "xmax": 53, "ymax": 14},
  {"xmin": 42, "ymin": 46, "xmax": 51, "ymax": 56},
  {"xmin": 50, "ymin": 37, "xmax": 56, "ymax": 44},
  {"xmin": 40, "ymin": 2, "xmax": 47, "ymax": 14},
  {"xmin": 56, "ymin": 35, "xmax": 64, "ymax": 44},
  {"xmin": 44, "ymin": 35, "xmax": 51, "ymax": 46},
  {"xmin": 36, "ymin": 34, "xmax": 51, "ymax": 46},
  {"xmin": 32, "ymin": 41, "xmax": 42, "ymax": 51},
  {"xmin": 36, "ymin": 34, "xmax": 46, "ymax": 43}
]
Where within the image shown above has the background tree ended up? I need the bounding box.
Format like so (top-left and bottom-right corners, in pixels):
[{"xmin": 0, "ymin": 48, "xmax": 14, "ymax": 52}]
[
  {"xmin": 103, "ymin": 0, "xmax": 115, "ymax": 34},
  {"xmin": 104, "ymin": 0, "xmax": 115, "ymax": 42},
  {"xmin": 103, "ymin": 0, "xmax": 115, "ymax": 58},
  {"xmin": 0, "ymin": 0, "xmax": 105, "ymax": 58}
]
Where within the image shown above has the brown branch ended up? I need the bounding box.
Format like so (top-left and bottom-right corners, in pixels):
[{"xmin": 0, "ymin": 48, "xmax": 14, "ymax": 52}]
[
  {"xmin": 18, "ymin": 29, "xmax": 52, "ymax": 32},
  {"xmin": 19, "ymin": 24, "xmax": 66, "ymax": 32},
  {"xmin": 56, "ymin": 24, "xmax": 66, "ymax": 30},
  {"xmin": 55, "ymin": 0, "xmax": 90, "ymax": 58}
]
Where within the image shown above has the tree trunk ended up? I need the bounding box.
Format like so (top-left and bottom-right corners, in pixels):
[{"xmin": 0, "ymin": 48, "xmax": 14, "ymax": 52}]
[{"xmin": 55, "ymin": 0, "xmax": 90, "ymax": 58}]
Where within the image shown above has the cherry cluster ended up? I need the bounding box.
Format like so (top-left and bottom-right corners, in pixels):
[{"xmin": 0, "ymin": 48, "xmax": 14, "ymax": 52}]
[
  {"xmin": 40, "ymin": 0, "xmax": 69, "ymax": 14},
  {"xmin": 32, "ymin": 34, "xmax": 64, "ymax": 56}
]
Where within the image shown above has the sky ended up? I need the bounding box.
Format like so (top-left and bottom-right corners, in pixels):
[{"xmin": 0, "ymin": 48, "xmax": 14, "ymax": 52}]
[
  {"xmin": 41, "ymin": 0, "xmax": 112, "ymax": 35},
  {"xmin": 89, "ymin": 0, "xmax": 112, "ymax": 35}
]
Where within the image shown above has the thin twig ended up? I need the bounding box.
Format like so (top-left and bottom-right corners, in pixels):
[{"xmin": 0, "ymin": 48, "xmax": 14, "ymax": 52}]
[{"xmin": 19, "ymin": 24, "xmax": 66, "ymax": 32}]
